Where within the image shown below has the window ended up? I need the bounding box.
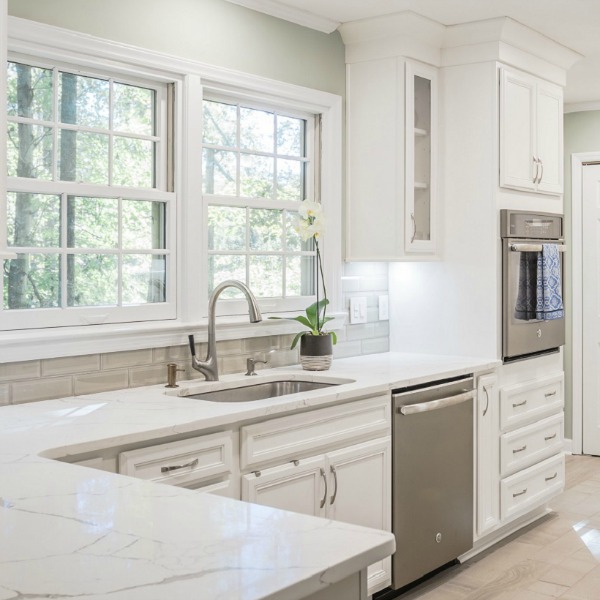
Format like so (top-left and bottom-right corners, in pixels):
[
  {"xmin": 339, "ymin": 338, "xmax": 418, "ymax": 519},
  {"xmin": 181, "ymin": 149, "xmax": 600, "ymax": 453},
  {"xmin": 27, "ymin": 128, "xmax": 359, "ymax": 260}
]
[
  {"xmin": 202, "ymin": 97, "xmax": 317, "ymax": 312},
  {"xmin": 2, "ymin": 18, "xmax": 342, "ymax": 360},
  {"xmin": 3, "ymin": 58, "xmax": 175, "ymax": 329}
]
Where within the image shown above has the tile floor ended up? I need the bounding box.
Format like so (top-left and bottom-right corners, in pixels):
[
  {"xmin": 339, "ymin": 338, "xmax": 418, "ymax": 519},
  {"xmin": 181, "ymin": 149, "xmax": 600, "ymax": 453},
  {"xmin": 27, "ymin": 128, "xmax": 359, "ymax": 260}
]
[{"xmin": 400, "ymin": 455, "xmax": 600, "ymax": 600}]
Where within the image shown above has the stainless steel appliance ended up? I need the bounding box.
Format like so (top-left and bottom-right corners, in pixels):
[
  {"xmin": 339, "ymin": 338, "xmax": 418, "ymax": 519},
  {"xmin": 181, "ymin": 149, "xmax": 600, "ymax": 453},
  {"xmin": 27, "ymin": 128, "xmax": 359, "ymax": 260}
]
[
  {"xmin": 501, "ymin": 210, "xmax": 566, "ymax": 362},
  {"xmin": 391, "ymin": 376, "xmax": 474, "ymax": 590}
]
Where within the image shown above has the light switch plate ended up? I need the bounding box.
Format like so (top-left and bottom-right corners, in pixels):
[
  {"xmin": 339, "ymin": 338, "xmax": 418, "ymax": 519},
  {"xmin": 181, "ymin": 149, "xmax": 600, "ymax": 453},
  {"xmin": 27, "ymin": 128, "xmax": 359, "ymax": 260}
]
[
  {"xmin": 350, "ymin": 296, "xmax": 368, "ymax": 324},
  {"xmin": 378, "ymin": 295, "xmax": 389, "ymax": 321}
]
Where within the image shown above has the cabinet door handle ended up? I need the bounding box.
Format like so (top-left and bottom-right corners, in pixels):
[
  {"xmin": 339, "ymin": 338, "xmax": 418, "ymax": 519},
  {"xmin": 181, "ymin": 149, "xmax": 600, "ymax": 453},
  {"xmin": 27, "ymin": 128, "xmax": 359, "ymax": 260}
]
[
  {"xmin": 513, "ymin": 488, "xmax": 528, "ymax": 498},
  {"xmin": 512, "ymin": 399, "xmax": 527, "ymax": 408},
  {"xmin": 410, "ymin": 212, "xmax": 417, "ymax": 244},
  {"xmin": 545, "ymin": 390, "xmax": 557, "ymax": 398},
  {"xmin": 545, "ymin": 433, "xmax": 557, "ymax": 441},
  {"xmin": 512, "ymin": 445, "xmax": 527, "ymax": 454},
  {"xmin": 319, "ymin": 467, "xmax": 328, "ymax": 509},
  {"xmin": 533, "ymin": 156, "xmax": 539, "ymax": 184},
  {"xmin": 545, "ymin": 472, "xmax": 558, "ymax": 482},
  {"xmin": 160, "ymin": 458, "xmax": 199, "ymax": 473},
  {"xmin": 538, "ymin": 159, "xmax": 544, "ymax": 184},
  {"xmin": 330, "ymin": 465, "xmax": 338, "ymax": 505},
  {"xmin": 483, "ymin": 385, "xmax": 490, "ymax": 417}
]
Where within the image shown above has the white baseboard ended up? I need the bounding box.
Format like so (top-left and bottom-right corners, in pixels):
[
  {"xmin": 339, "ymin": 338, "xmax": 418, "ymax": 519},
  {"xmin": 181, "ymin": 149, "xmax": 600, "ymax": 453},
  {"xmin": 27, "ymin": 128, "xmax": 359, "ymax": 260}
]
[{"xmin": 564, "ymin": 438, "xmax": 573, "ymax": 454}]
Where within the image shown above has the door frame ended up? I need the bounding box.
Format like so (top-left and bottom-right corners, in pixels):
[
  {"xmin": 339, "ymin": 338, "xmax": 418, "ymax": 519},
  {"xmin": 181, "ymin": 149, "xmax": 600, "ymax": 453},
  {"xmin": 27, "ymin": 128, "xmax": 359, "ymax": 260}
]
[{"xmin": 571, "ymin": 151, "xmax": 600, "ymax": 454}]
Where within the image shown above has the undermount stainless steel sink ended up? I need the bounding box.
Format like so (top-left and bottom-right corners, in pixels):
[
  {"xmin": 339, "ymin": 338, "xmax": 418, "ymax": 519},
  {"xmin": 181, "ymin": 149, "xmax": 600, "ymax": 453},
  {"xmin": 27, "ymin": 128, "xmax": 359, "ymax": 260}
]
[{"xmin": 185, "ymin": 379, "xmax": 344, "ymax": 402}]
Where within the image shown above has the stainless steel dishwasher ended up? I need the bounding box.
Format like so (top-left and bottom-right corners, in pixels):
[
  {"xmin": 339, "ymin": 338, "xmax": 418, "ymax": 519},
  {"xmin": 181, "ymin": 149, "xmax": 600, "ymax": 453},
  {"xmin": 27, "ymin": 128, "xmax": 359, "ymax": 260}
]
[{"xmin": 391, "ymin": 375, "xmax": 474, "ymax": 590}]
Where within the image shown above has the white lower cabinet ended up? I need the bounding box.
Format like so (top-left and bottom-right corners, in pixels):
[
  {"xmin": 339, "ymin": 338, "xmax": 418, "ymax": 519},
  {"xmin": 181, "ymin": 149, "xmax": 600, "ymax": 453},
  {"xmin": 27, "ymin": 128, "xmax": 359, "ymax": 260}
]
[
  {"xmin": 475, "ymin": 373, "xmax": 500, "ymax": 539},
  {"xmin": 241, "ymin": 395, "xmax": 392, "ymax": 596},
  {"xmin": 496, "ymin": 372, "xmax": 565, "ymax": 523},
  {"xmin": 475, "ymin": 369, "xmax": 565, "ymax": 549}
]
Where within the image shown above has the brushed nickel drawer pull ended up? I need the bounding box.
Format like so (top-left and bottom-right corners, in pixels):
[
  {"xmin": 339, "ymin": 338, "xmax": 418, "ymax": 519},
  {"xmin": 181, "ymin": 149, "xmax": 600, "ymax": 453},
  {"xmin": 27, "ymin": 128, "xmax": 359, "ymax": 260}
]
[
  {"xmin": 483, "ymin": 385, "xmax": 490, "ymax": 417},
  {"xmin": 545, "ymin": 390, "xmax": 557, "ymax": 398},
  {"xmin": 512, "ymin": 399, "xmax": 527, "ymax": 408},
  {"xmin": 544, "ymin": 433, "xmax": 557, "ymax": 441},
  {"xmin": 330, "ymin": 465, "xmax": 338, "ymax": 505},
  {"xmin": 292, "ymin": 459, "xmax": 300, "ymax": 466},
  {"xmin": 513, "ymin": 445, "xmax": 527, "ymax": 454},
  {"xmin": 513, "ymin": 488, "xmax": 528, "ymax": 498},
  {"xmin": 319, "ymin": 468, "xmax": 328, "ymax": 509},
  {"xmin": 545, "ymin": 472, "xmax": 558, "ymax": 482},
  {"xmin": 160, "ymin": 458, "xmax": 199, "ymax": 473}
]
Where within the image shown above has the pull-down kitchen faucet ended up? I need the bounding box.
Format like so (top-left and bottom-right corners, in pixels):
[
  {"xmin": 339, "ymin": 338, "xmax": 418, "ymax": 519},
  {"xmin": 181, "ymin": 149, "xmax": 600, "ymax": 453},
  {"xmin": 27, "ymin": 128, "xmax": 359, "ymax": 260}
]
[{"xmin": 188, "ymin": 280, "xmax": 262, "ymax": 381}]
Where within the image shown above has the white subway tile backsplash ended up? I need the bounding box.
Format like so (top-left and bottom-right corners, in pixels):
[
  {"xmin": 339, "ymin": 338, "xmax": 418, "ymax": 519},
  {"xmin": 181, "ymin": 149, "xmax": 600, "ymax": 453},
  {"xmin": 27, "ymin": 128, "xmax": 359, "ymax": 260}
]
[
  {"xmin": 74, "ymin": 370, "xmax": 130, "ymax": 396},
  {"xmin": 102, "ymin": 349, "xmax": 153, "ymax": 370},
  {"xmin": 0, "ymin": 385, "xmax": 9, "ymax": 405},
  {"xmin": 361, "ymin": 337, "xmax": 390, "ymax": 355},
  {"xmin": 216, "ymin": 339, "xmax": 244, "ymax": 356},
  {"xmin": 129, "ymin": 364, "xmax": 169, "ymax": 388},
  {"xmin": 346, "ymin": 323, "xmax": 376, "ymax": 341},
  {"xmin": 332, "ymin": 341, "xmax": 363, "ymax": 359},
  {"xmin": 0, "ymin": 361, "xmax": 41, "ymax": 383},
  {"xmin": 43, "ymin": 354, "xmax": 100, "ymax": 376},
  {"xmin": 12, "ymin": 377, "xmax": 73, "ymax": 404}
]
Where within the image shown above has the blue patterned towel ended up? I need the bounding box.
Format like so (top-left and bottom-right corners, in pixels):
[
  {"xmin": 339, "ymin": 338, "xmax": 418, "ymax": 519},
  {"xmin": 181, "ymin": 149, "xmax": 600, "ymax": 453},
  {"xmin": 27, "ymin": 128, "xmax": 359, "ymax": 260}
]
[
  {"xmin": 514, "ymin": 252, "xmax": 538, "ymax": 320},
  {"xmin": 536, "ymin": 243, "xmax": 564, "ymax": 320}
]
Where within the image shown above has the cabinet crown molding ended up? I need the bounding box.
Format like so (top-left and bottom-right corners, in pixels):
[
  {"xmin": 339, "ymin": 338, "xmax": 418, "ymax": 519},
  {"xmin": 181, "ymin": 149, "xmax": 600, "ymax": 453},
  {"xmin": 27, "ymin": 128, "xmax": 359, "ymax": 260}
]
[
  {"xmin": 443, "ymin": 17, "xmax": 582, "ymax": 71},
  {"xmin": 340, "ymin": 11, "xmax": 582, "ymax": 79}
]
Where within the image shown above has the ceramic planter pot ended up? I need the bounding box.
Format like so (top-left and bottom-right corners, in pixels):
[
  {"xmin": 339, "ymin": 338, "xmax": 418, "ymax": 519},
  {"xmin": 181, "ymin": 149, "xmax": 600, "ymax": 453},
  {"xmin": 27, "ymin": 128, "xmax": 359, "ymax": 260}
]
[{"xmin": 299, "ymin": 333, "xmax": 333, "ymax": 371}]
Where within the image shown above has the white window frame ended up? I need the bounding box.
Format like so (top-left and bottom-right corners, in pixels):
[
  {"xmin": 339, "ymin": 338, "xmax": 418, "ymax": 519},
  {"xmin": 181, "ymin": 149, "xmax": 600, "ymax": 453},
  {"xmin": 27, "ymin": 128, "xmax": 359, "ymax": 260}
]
[
  {"xmin": 4, "ymin": 55, "xmax": 176, "ymax": 330},
  {"xmin": 0, "ymin": 16, "xmax": 343, "ymax": 363},
  {"xmin": 201, "ymin": 90, "xmax": 320, "ymax": 317}
]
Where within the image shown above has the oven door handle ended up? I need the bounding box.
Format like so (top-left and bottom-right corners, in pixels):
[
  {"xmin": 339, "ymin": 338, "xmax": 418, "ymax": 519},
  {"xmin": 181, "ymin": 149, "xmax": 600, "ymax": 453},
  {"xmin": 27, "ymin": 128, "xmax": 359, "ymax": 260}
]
[
  {"xmin": 397, "ymin": 390, "xmax": 475, "ymax": 415},
  {"xmin": 509, "ymin": 243, "xmax": 567, "ymax": 253}
]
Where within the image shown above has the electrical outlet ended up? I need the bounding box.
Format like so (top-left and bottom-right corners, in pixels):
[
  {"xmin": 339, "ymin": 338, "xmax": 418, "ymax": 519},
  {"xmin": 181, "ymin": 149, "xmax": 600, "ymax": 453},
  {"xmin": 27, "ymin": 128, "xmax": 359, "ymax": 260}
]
[
  {"xmin": 378, "ymin": 295, "xmax": 389, "ymax": 321},
  {"xmin": 350, "ymin": 296, "xmax": 368, "ymax": 324}
]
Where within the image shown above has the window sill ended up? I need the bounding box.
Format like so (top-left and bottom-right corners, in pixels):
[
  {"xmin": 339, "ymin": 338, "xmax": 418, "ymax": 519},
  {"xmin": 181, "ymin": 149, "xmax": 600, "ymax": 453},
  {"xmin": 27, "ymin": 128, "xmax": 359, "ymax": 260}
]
[{"xmin": 0, "ymin": 312, "xmax": 347, "ymax": 364}]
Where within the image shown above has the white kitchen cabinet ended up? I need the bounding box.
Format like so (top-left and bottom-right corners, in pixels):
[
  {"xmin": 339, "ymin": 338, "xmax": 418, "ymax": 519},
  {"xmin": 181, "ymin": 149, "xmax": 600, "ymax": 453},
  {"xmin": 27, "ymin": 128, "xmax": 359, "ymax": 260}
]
[
  {"xmin": 475, "ymin": 373, "xmax": 500, "ymax": 539},
  {"xmin": 500, "ymin": 67, "xmax": 563, "ymax": 195},
  {"xmin": 346, "ymin": 56, "xmax": 438, "ymax": 261},
  {"xmin": 240, "ymin": 395, "xmax": 392, "ymax": 595}
]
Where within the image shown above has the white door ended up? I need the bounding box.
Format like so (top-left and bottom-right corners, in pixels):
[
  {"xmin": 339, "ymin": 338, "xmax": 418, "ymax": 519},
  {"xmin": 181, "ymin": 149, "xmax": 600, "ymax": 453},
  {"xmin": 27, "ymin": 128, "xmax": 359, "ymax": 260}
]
[
  {"xmin": 241, "ymin": 456, "xmax": 327, "ymax": 516},
  {"xmin": 536, "ymin": 82, "xmax": 563, "ymax": 195},
  {"xmin": 500, "ymin": 68, "xmax": 536, "ymax": 191},
  {"xmin": 582, "ymin": 163, "xmax": 600, "ymax": 455},
  {"xmin": 327, "ymin": 438, "xmax": 392, "ymax": 594}
]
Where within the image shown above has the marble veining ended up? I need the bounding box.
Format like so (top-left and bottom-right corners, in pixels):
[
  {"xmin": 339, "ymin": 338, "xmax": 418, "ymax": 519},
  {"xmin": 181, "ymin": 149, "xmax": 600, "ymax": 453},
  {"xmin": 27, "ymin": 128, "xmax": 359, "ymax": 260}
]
[{"xmin": 0, "ymin": 352, "xmax": 497, "ymax": 600}]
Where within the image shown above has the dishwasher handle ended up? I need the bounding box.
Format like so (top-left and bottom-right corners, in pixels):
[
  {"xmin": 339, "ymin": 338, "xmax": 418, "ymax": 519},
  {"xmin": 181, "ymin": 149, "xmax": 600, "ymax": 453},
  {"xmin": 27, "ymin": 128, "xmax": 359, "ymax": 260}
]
[{"xmin": 397, "ymin": 390, "xmax": 475, "ymax": 415}]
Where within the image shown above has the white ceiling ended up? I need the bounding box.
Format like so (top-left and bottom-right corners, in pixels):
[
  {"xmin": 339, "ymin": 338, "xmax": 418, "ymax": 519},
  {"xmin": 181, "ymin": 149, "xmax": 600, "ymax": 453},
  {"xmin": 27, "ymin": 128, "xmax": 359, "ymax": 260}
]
[{"xmin": 227, "ymin": 0, "xmax": 600, "ymax": 105}]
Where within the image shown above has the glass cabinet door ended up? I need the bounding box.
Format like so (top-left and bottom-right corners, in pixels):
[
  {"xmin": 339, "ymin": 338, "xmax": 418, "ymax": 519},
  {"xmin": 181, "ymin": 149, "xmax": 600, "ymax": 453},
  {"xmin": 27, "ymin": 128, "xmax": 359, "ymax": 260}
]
[{"xmin": 405, "ymin": 60, "xmax": 437, "ymax": 254}]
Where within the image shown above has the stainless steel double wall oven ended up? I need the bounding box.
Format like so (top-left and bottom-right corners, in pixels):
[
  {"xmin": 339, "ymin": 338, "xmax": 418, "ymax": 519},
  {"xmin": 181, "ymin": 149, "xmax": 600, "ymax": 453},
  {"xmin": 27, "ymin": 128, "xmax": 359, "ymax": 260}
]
[{"xmin": 501, "ymin": 210, "xmax": 566, "ymax": 362}]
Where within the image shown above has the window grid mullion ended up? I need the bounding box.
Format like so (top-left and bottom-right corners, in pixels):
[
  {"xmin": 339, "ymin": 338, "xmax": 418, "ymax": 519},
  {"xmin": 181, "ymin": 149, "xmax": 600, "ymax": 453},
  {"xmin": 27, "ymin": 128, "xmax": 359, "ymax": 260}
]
[
  {"xmin": 245, "ymin": 206, "xmax": 250, "ymax": 286},
  {"xmin": 60, "ymin": 192, "xmax": 68, "ymax": 308},
  {"xmin": 108, "ymin": 79, "xmax": 114, "ymax": 187},
  {"xmin": 52, "ymin": 67, "xmax": 59, "ymax": 182},
  {"xmin": 117, "ymin": 196, "xmax": 123, "ymax": 306}
]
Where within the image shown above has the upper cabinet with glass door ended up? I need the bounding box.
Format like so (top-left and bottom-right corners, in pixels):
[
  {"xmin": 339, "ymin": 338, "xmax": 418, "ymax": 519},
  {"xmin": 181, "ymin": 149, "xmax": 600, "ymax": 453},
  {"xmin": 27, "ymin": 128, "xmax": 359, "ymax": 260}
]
[
  {"xmin": 345, "ymin": 56, "xmax": 438, "ymax": 261},
  {"xmin": 405, "ymin": 60, "xmax": 437, "ymax": 254}
]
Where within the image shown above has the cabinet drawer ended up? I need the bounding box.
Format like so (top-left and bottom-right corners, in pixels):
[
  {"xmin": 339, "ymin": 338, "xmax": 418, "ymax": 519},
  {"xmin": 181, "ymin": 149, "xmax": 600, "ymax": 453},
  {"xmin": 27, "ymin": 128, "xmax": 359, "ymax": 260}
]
[
  {"xmin": 240, "ymin": 395, "xmax": 390, "ymax": 469},
  {"xmin": 500, "ymin": 454, "xmax": 564, "ymax": 521},
  {"xmin": 500, "ymin": 413, "xmax": 563, "ymax": 477},
  {"xmin": 119, "ymin": 431, "xmax": 233, "ymax": 488},
  {"xmin": 500, "ymin": 373, "xmax": 563, "ymax": 432}
]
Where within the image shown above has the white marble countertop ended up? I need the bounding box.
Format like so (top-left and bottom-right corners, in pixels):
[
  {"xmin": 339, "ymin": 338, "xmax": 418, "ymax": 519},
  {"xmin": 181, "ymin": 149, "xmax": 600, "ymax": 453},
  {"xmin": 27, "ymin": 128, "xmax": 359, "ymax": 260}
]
[{"xmin": 0, "ymin": 352, "xmax": 498, "ymax": 600}]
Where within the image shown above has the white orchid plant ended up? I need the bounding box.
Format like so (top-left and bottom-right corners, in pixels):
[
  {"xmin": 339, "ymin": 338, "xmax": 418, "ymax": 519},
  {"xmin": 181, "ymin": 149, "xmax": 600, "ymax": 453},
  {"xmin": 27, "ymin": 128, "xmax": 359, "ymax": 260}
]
[{"xmin": 271, "ymin": 200, "xmax": 337, "ymax": 349}]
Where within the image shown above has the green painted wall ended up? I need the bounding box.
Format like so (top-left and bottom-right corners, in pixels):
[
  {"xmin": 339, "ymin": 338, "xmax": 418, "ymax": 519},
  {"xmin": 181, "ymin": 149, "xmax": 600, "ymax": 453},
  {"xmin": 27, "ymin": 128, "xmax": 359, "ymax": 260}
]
[
  {"xmin": 563, "ymin": 110, "xmax": 600, "ymax": 440},
  {"xmin": 7, "ymin": 0, "xmax": 345, "ymax": 97}
]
